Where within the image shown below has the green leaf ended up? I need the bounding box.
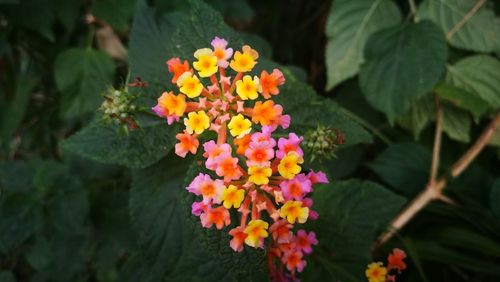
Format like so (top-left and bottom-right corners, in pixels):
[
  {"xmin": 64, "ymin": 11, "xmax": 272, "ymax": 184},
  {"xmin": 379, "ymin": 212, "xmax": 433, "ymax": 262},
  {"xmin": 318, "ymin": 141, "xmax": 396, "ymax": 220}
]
[
  {"xmin": 446, "ymin": 55, "xmax": 500, "ymax": 109},
  {"xmin": 397, "ymin": 95, "xmax": 435, "ymax": 139},
  {"xmin": 325, "ymin": 0, "xmax": 401, "ymax": 90},
  {"xmin": 92, "ymin": 0, "xmax": 138, "ymax": 32},
  {"xmin": 359, "ymin": 20, "xmax": 448, "ymax": 123},
  {"xmin": 206, "ymin": 0, "xmax": 254, "ymax": 22},
  {"xmin": 491, "ymin": 179, "xmax": 500, "ymax": 219},
  {"xmin": 368, "ymin": 143, "xmax": 431, "ymax": 197},
  {"xmin": 54, "ymin": 48, "xmax": 115, "ymax": 118},
  {"xmin": 307, "ymin": 179, "xmax": 406, "ymax": 280},
  {"xmin": 418, "ymin": 0, "xmax": 500, "ymax": 52},
  {"xmin": 3, "ymin": 0, "xmax": 56, "ymax": 41},
  {"xmin": 441, "ymin": 104, "xmax": 471, "ymax": 143},
  {"xmin": 0, "ymin": 271, "xmax": 16, "ymax": 282},
  {"xmin": 63, "ymin": 117, "xmax": 176, "ymax": 168},
  {"xmin": 434, "ymin": 82, "xmax": 489, "ymax": 121}
]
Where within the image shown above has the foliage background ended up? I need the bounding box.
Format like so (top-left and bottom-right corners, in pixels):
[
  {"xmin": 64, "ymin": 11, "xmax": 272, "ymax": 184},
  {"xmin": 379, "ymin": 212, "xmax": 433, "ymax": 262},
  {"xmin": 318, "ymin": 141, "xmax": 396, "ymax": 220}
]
[{"xmin": 1, "ymin": 0, "xmax": 499, "ymax": 281}]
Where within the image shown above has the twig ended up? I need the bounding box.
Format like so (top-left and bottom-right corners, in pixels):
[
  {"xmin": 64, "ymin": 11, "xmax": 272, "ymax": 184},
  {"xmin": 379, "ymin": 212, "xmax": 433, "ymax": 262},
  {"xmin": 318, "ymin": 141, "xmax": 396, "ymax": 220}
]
[
  {"xmin": 447, "ymin": 0, "xmax": 486, "ymax": 40},
  {"xmin": 429, "ymin": 95, "xmax": 442, "ymax": 182},
  {"xmin": 374, "ymin": 113, "xmax": 500, "ymax": 247},
  {"xmin": 408, "ymin": 0, "xmax": 419, "ymax": 22}
]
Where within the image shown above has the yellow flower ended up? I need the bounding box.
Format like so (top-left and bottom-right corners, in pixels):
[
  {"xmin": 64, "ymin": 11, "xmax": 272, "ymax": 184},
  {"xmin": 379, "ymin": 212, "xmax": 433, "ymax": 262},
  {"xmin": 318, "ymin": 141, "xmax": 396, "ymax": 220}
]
[
  {"xmin": 221, "ymin": 185, "xmax": 245, "ymax": 209},
  {"xmin": 228, "ymin": 114, "xmax": 252, "ymax": 138},
  {"xmin": 157, "ymin": 91, "xmax": 186, "ymax": 117},
  {"xmin": 278, "ymin": 151, "xmax": 303, "ymax": 179},
  {"xmin": 177, "ymin": 72, "xmax": 203, "ymax": 98},
  {"xmin": 193, "ymin": 48, "xmax": 218, "ymax": 77},
  {"xmin": 230, "ymin": 45, "xmax": 258, "ymax": 72},
  {"xmin": 244, "ymin": 219, "xmax": 269, "ymax": 248},
  {"xmin": 365, "ymin": 262, "xmax": 387, "ymax": 282},
  {"xmin": 248, "ymin": 166, "xmax": 272, "ymax": 185},
  {"xmin": 184, "ymin": 111, "xmax": 210, "ymax": 134},
  {"xmin": 280, "ymin": 201, "xmax": 309, "ymax": 224},
  {"xmin": 235, "ymin": 75, "xmax": 260, "ymax": 100}
]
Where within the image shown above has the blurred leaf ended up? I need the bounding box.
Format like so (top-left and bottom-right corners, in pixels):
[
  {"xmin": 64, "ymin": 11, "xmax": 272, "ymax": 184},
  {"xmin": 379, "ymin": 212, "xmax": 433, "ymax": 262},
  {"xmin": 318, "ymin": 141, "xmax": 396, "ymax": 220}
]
[
  {"xmin": 491, "ymin": 179, "xmax": 500, "ymax": 219},
  {"xmin": 92, "ymin": 0, "xmax": 138, "ymax": 32},
  {"xmin": 54, "ymin": 48, "xmax": 115, "ymax": 118},
  {"xmin": 434, "ymin": 82, "xmax": 489, "ymax": 122},
  {"xmin": 446, "ymin": 55, "xmax": 500, "ymax": 109},
  {"xmin": 441, "ymin": 104, "xmax": 471, "ymax": 143},
  {"xmin": 307, "ymin": 179, "xmax": 406, "ymax": 280},
  {"xmin": 63, "ymin": 117, "xmax": 176, "ymax": 169},
  {"xmin": 206, "ymin": 0, "xmax": 254, "ymax": 22},
  {"xmin": 359, "ymin": 21, "xmax": 448, "ymax": 123},
  {"xmin": 418, "ymin": 0, "xmax": 500, "ymax": 52},
  {"xmin": 3, "ymin": 0, "xmax": 55, "ymax": 41},
  {"xmin": 325, "ymin": 0, "xmax": 401, "ymax": 90},
  {"xmin": 55, "ymin": 0, "xmax": 81, "ymax": 31},
  {"xmin": 0, "ymin": 271, "xmax": 16, "ymax": 282},
  {"xmin": 368, "ymin": 143, "xmax": 431, "ymax": 197}
]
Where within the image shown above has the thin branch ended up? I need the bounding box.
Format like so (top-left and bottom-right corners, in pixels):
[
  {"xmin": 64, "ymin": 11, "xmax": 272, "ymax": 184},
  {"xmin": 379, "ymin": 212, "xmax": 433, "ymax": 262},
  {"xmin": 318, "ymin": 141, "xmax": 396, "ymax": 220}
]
[
  {"xmin": 447, "ymin": 0, "xmax": 486, "ymax": 40},
  {"xmin": 374, "ymin": 113, "xmax": 500, "ymax": 248},
  {"xmin": 408, "ymin": 0, "xmax": 419, "ymax": 22},
  {"xmin": 430, "ymin": 95, "xmax": 442, "ymax": 182}
]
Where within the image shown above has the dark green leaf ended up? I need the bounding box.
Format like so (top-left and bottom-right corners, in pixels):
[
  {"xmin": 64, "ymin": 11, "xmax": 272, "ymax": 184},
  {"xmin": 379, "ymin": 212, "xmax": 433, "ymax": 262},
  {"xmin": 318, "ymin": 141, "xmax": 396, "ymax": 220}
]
[
  {"xmin": 434, "ymin": 82, "xmax": 489, "ymax": 121},
  {"xmin": 359, "ymin": 20, "xmax": 448, "ymax": 122},
  {"xmin": 491, "ymin": 179, "xmax": 500, "ymax": 219},
  {"xmin": 92, "ymin": 0, "xmax": 138, "ymax": 32}
]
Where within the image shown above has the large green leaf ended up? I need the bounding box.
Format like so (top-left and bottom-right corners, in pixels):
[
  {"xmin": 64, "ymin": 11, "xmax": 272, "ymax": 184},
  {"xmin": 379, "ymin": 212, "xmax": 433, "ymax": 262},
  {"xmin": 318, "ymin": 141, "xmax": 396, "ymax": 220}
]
[
  {"xmin": 368, "ymin": 143, "xmax": 431, "ymax": 197},
  {"xmin": 304, "ymin": 179, "xmax": 406, "ymax": 281},
  {"xmin": 325, "ymin": 0, "xmax": 401, "ymax": 90},
  {"xmin": 359, "ymin": 20, "xmax": 448, "ymax": 123},
  {"xmin": 446, "ymin": 55, "xmax": 500, "ymax": 109},
  {"xmin": 434, "ymin": 82, "xmax": 489, "ymax": 121},
  {"xmin": 54, "ymin": 48, "xmax": 115, "ymax": 118},
  {"xmin": 418, "ymin": 0, "xmax": 500, "ymax": 53}
]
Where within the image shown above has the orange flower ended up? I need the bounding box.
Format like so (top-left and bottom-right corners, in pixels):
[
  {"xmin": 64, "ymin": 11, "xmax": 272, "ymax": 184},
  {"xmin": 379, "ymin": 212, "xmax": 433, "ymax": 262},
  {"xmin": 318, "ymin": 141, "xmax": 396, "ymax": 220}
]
[
  {"xmin": 166, "ymin": 58, "xmax": 190, "ymax": 84},
  {"xmin": 234, "ymin": 134, "xmax": 251, "ymax": 155},
  {"xmin": 252, "ymin": 100, "xmax": 281, "ymax": 126},
  {"xmin": 174, "ymin": 132, "xmax": 199, "ymax": 158},
  {"xmin": 259, "ymin": 69, "xmax": 285, "ymax": 99},
  {"xmin": 387, "ymin": 248, "xmax": 407, "ymax": 274},
  {"xmin": 200, "ymin": 206, "xmax": 230, "ymax": 229}
]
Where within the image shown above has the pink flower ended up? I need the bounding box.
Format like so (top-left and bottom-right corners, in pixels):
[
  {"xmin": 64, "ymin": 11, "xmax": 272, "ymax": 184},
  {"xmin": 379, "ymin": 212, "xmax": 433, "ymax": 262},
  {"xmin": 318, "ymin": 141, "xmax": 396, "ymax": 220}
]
[
  {"xmin": 211, "ymin": 37, "xmax": 233, "ymax": 68},
  {"xmin": 191, "ymin": 201, "xmax": 207, "ymax": 216},
  {"xmin": 229, "ymin": 226, "xmax": 247, "ymax": 252},
  {"xmin": 301, "ymin": 198, "xmax": 318, "ymax": 220},
  {"xmin": 186, "ymin": 173, "xmax": 224, "ymax": 204},
  {"xmin": 152, "ymin": 105, "xmax": 180, "ymax": 125},
  {"xmin": 245, "ymin": 140, "xmax": 275, "ymax": 167},
  {"xmin": 269, "ymin": 220, "xmax": 293, "ymax": 244},
  {"xmin": 203, "ymin": 141, "xmax": 231, "ymax": 170},
  {"xmin": 295, "ymin": 230, "xmax": 318, "ymax": 254},
  {"xmin": 215, "ymin": 156, "xmax": 243, "ymax": 182},
  {"xmin": 200, "ymin": 206, "xmax": 230, "ymax": 229},
  {"xmin": 307, "ymin": 170, "xmax": 329, "ymax": 184},
  {"xmin": 175, "ymin": 132, "xmax": 199, "ymax": 158},
  {"xmin": 282, "ymin": 250, "xmax": 306, "ymax": 273},
  {"xmin": 280, "ymin": 174, "xmax": 312, "ymax": 200},
  {"xmin": 277, "ymin": 133, "xmax": 304, "ymax": 159}
]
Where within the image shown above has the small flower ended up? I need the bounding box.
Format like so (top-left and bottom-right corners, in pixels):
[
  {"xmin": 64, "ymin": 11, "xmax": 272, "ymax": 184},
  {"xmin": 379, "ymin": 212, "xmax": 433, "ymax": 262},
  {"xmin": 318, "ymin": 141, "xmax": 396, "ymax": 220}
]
[
  {"xmin": 248, "ymin": 166, "xmax": 272, "ymax": 185},
  {"xmin": 278, "ymin": 152, "xmax": 303, "ymax": 179},
  {"xmin": 307, "ymin": 170, "xmax": 329, "ymax": 184},
  {"xmin": 228, "ymin": 114, "xmax": 252, "ymax": 138},
  {"xmin": 193, "ymin": 48, "xmax": 218, "ymax": 77},
  {"xmin": 365, "ymin": 262, "xmax": 387, "ymax": 282},
  {"xmin": 259, "ymin": 69, "xmax": 285, "ymax": 99},
  {"xmin": 200, "ymin": 206, "xmax": 230, "ymax": 229},
  {"xmin": 177, "ymin": 72, "xmax": 203, "ymax": 98},
  {"xmin": 280, "ymin": 174, "xmax": 312, "ymax": 200},
  {"xmin": 245, "ymin": 140, "xmax": 274, "ymax": 167},
  {"xmin": 277, "ymin": 133, "xmax": 304, "ymax": 159},
  {"xmin": 166, "ymin": 57, "xmax": 191, "ymax": 83},
  {"xmin": 186, "ymin": 173, "xmax": 224, "ymax": 204},
  {"xmin": 280, "ymin": 201, "xmax": 309, "ymax": 224},
  {"xmin": 252, "ymin": 100, "xmax": 282, "ymax": 127},
  {"xmin": 215, "ymin": 156, "xmax": 243, "ymax": 182},
  {"xmin": 295, "ymin": 230, "xmax": 318, "ymax": 254},
  {"xmin": 244, "ymin": 219, "xmax": 269, "ymax": 248},
  {"xmin": 203, "ymin": 141, "xmax": 231, "ymax": 170},
  {"xmin": 387, "ymin": 248, "xmax": 407, "ymax": 274},
  {"xmin": 282, "ymin": 250, "xmax": 306, "ymax": 273},
  {"xmin": 269, "ymin": 220, "xmax": 293, "ymax": 244},
  {"xmin": 211, "ymin": 37, "xmax": 233, "ymax": 68},
  {"xmin": 184, "ymin": 111, "xmax": 210, "ymax": 134},
  {"xmin": 156, "ymin": 91, "xmax": 187, "ymax": 117},
  {"xmin": 229, "ymin": 226, "xmax": 248, "ymax": 252},
  {"xmin": 234, "ymin": 134, "xmax": 251, "ymax": 155},
  {"xmin": 236, "ymin": 75, "xmax": 260, "ymax": 100},
  {"xmin": 221, "ymin": 185, "xmax": 245, "ymax": 209},
  {"xmin": 175, "ymin": 132, "xmax": 199, "ymax": 158},
  {"xmin": 230, "ymin": 45, "xmax": 259, "ymax": 72}
]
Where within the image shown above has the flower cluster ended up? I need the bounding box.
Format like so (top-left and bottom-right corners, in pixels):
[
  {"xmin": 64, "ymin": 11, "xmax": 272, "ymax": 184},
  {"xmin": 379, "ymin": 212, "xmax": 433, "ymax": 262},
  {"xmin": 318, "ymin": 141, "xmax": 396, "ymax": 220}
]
[
  {"xmin": 366, "ymin": 248, "xmax": 407, "ymax": 282},
  {"xmin": 99, "ymin": 87, "xmax": 138, "ymax": 131},
  {"xmin": 153, "ymin": 37, "xmax": 328, "ymax": 277}
]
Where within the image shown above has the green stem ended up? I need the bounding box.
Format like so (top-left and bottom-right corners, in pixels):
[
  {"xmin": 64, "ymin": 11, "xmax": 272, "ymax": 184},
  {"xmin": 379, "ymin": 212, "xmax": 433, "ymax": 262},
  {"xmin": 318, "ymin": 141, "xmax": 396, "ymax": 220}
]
[{"xmin": 339, "ymin": 108, "xmax": 392, "ymax": 145}]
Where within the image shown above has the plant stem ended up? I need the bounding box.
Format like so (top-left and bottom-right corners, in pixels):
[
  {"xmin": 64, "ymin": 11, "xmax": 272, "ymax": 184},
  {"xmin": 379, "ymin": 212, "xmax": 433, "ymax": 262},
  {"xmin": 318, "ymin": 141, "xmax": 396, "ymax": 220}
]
[
  {"xmin": 429, "ymin": 95, "xmax": 442, "ymax": 182},
  {"xmin": 408, "ymin": 0, "xmax": 419, "ymax": 22},
  {"xmin": 339, "ymin": 108, "xmax": 392, "ymax": 145},
  {"xmin": 374, "ymin": 113, "xmax": 500, "ymax": 247},
  {"xmin": 447, "ymin": 0, "xmax": 486, "ymax": 40}
]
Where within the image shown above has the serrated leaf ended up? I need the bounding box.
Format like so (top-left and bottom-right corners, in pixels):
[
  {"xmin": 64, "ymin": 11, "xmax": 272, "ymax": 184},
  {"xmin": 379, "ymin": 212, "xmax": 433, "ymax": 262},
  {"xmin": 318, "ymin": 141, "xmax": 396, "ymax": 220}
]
[
  {"xmin": 54, "ymin": 48, "xmax": 115, "ymax": 118},
  {"xmin": 434, "ymin": 82, "xmax": 489, "ymax": 121},
  {"xmin": 325, "ymin": 0, "xmax": 401, "ymax": 90},
  {"xmin": 63, "ymin": 117, "xmax": 176, "ymax": 168},
  {"xmin": 359, "ymin": 20, "xmax": 447, "ymax": 123},
  {"xmin": 307, "ymin": 179, "xmax": 405, "ymax": 280},
  {"xmin": 418, "ymin": 0, "xmax": 500, "ymax": 52},
  {"xmin": 368, "ymin": 143, "xmax": 431, "ymax": 197},
  {"xmin": 446, "ymin": 55, "xmax": 500, "ymax": 109}
]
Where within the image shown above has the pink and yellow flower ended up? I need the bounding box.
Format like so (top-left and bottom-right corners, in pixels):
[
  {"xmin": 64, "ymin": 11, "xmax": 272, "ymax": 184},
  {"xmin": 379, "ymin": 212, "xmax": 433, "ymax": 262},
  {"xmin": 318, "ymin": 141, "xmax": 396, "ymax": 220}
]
[
  {"xmin": 200, "ymin": 206, "xmax": 230, "ymax": 229},
  {"xmin": 278, "ymin": 151, "xmax": 303, "ymax": 179},
  {"xmin": 166, "ymin": 57, "xmax": 191, "ymax": 83},
  {"xmin": 211, "ymin": 36, "xmax": 233, "ymax": 68},
  {"xmin": 280, "ymin": 201, "xmax": 309, "ymax": 224},
  {"xmin": 175, "ymin": 132, "xmax": 199, "ymax": 158},
  {"xmin": 193, "ymin": 48, "xmax": 218, "ymax": 77},
  {"xmin": 244, "ymin": 219, "xmax": 269, "ymax": 248}
]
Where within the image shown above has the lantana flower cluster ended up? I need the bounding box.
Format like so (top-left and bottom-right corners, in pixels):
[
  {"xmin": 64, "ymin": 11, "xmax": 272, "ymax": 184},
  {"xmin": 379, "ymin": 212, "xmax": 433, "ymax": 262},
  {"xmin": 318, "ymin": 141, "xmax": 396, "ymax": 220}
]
[
  {"xmin": 366, "ymin": 248, "xmax": 407, "ymax": 282},
  {"xmin": 153, "ymin": 37, "xmax": 328, "ymax": 277}
]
